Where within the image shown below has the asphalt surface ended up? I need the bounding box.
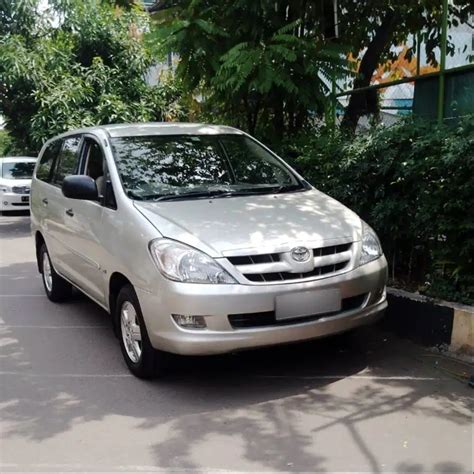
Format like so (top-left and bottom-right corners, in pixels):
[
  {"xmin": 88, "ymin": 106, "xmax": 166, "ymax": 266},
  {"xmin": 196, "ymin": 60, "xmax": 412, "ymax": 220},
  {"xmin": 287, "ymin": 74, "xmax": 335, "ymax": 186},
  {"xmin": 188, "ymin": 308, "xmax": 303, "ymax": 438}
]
[{"xmin": 0, "ymin": 212, "xmax": 472, "ymax": 473}]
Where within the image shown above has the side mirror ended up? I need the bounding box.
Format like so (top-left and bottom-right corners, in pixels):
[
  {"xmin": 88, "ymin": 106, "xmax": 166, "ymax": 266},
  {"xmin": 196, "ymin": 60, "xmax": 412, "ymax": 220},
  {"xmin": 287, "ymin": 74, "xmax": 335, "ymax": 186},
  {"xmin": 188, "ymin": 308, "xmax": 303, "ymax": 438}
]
[{"xmin": 62, "ymin": 175, "xmax": 98, "ymax": 201}]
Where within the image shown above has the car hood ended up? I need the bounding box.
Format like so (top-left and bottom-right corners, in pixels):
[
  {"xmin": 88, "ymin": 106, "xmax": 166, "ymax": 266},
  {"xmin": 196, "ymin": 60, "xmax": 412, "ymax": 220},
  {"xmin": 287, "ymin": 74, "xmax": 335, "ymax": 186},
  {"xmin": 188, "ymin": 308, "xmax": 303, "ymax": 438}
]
[
  {"xmin": 0, "ymin": 178, "xmax": 32, "ymax": 187},
  {"xmin": 134, "ymin": 189, "xmax": 362, "ymax": 257}
]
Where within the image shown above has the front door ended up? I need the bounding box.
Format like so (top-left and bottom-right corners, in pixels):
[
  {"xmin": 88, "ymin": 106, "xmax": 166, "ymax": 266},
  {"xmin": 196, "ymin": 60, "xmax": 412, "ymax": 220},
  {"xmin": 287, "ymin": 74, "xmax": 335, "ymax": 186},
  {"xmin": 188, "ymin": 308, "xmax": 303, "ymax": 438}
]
[{"xmin": 59, "ymin": 137, "xmax": 110, "ymax": 304}]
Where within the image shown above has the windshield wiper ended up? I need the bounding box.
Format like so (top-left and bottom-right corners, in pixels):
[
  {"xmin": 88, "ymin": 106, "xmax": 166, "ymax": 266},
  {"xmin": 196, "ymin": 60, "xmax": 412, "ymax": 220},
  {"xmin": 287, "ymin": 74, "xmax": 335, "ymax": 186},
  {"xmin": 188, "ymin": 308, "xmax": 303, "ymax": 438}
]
[
  {"xmin": 154, "ymin": 189, "xmax": 237, "ymax": 201},
  {"xmin": 272, "ymin": 183, "xmax": 307, "ymax": 194},
  {"xmin": 132, "ymin": 184, "xmax": 308, "ymax": 202}
]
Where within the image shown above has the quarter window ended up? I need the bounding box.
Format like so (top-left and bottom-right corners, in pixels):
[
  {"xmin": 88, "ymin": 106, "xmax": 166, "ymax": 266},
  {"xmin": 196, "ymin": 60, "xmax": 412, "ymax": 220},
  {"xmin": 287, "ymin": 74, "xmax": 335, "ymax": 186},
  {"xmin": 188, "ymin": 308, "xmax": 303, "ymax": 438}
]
[
  {"xmin": 37, "ymin": 140, "xmax": 61, "ymax": 183},
  {"xmin": 53, "ymin": 136, "xmax": 81, "ymax": 185}
]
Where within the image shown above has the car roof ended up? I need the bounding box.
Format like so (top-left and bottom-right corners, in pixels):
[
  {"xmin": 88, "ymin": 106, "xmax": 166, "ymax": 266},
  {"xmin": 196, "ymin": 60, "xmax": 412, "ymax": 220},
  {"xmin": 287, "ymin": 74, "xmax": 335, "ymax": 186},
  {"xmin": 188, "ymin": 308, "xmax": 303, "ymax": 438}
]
[
  {"xmin": 52, "ymin": 122, "xmax": 244, "ymax": 139},
  {"xmin": 0, "ymin": 156, "xmax": 37, "ymax": 162}
]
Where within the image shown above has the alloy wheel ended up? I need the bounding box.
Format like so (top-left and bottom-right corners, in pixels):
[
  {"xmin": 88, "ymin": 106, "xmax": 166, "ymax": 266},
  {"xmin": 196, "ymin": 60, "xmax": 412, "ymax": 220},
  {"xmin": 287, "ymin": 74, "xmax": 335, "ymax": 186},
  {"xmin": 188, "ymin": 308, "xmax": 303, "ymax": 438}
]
[{"xmin": 120, "ymin": 301, "xmax": 142, "ymax": 363}]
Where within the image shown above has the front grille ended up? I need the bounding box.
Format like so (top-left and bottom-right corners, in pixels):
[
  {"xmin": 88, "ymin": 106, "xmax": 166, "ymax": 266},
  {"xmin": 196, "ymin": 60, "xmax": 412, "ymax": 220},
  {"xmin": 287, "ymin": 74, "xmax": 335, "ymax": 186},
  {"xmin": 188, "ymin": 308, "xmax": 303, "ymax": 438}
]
[
  {"xmin": 228, "ymin": 253, "xmax": 280, "ymax": 266},
  {"xmin": 245, "ymin": 262, "xmax": 348, "ymax": 282},
  {"xmin": 12, "ymin": 186, "xmax": 30, "ymax": 195},
  {"xmin": 228, "ymin": 293, "xmax": 368, "ymax": 329},
  {"xmin": 228, "ymin": 242, "xmax": 353, "ymax": 283}
]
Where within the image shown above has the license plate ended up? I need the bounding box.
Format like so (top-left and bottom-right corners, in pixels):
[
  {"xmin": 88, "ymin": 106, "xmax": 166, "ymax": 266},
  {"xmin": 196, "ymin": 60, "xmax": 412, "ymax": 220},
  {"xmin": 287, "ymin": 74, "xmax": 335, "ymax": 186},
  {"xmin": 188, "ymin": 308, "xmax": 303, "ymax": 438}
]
[
  {"xmin": 21, "ymin": 196, "xmax": 29, "ymax": 203},
  {"xmin": 275, "ymin": 289, "xmax": 341, "ymax": 321}
]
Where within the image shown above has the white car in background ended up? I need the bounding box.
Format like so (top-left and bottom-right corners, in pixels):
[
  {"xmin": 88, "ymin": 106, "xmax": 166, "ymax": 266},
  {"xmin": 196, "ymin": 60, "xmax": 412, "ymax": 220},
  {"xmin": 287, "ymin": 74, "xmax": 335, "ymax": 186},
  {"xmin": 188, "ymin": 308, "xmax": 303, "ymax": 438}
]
[{"xmin": 0, "ymin": 156, "xmax": 37, "ymax": 213}]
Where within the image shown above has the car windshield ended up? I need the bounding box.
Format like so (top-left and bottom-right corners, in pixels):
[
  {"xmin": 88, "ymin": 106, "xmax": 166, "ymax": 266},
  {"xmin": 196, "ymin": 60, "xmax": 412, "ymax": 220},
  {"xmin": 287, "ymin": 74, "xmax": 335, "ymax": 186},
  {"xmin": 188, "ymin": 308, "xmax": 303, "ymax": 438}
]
[
  {"xmin": 1, "ymin": 161, "xmax": 36, "ymax": 179},
  {"xmin": 110, "ymin": 134, "xmax": 307, "ymax": 200}
]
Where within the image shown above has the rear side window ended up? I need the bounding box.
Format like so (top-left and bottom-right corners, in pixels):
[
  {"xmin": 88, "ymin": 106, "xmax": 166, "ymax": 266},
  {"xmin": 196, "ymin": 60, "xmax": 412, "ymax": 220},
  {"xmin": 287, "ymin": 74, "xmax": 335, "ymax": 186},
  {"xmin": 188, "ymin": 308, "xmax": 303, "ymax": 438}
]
[
  {"xmin": 37, "ymin": 140, "xmax": 61, "ymax": 182},
  {"xmin": 52, "ymin": 136, "xmax": 81, "ymax": 185}
]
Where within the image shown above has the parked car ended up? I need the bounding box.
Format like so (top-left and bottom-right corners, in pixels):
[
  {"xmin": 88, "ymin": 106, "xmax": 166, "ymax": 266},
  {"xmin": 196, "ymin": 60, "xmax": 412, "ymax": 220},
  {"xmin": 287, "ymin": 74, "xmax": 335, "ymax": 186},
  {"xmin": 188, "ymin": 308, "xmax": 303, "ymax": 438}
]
[
  {"xmin": 30, "ymin": 123, "xmax": 388, "ymax": 378},
  {"xmin": 0, "ymin": 156, "xmax": 37, "ymax": 213}
]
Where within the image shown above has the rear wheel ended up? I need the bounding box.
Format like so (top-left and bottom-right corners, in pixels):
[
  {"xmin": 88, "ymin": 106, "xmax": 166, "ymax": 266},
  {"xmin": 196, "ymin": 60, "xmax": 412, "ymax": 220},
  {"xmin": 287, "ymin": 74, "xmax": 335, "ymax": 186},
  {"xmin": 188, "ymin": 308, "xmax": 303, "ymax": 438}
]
[
  {"xmin": 39, "ymin": 243, "xmax": 72, "ymax": 302},
  {"xmin": 116, "ymin": 284, "xmax": 167, "ymax": 378}
]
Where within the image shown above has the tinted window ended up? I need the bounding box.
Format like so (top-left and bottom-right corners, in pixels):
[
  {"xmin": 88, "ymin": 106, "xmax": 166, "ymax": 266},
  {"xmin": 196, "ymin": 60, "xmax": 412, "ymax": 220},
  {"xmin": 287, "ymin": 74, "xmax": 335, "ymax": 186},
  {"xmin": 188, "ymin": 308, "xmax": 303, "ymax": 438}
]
[
  {"xmin": 53, "ymin": 136, "xmax": 81, "ymax": 185},
  {"xmin": 111, "ymin": 134, "xmax": 302, "ymax": 200},
  {"xmin": 37, "ymin": 140, "xmax": 61, "ymax": 182},
  {"xmin": 220, "ymin": 136, "xmax": 292, "ymax": 185},
  {"xmin": 83, "ymin": 139, "xmax": 106, "ymax": 196},
  {"xmin": 2, "ymin": 161, "xmax": 36, "ymax": 179},
  {"xmin": 84, "ymin": 141, "xmax": 104, "ymax": 181}
]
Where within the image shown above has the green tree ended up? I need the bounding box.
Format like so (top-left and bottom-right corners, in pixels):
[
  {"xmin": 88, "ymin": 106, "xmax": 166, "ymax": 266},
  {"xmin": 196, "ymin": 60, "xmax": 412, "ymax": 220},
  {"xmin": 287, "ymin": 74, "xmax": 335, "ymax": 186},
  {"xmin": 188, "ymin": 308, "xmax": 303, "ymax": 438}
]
[
  {"xmin": 150, "ymin": 0, "xmax": 348, "ymax": 140},
  {"xmin": 149, "ymin": 0, "xmax": 472, "ymax": 133},
  {"xmin": 0, "ymin": 0, "xmax": 185, "ymax": 153},
  {"xmin": 0, "ymin": 0, "xmax": 40, "ymax": 38},
  {"xmin": 337, "ymin": 0, "xmax": 473, "ymax": 130},
  {"xmin": 0, "ymin": 129, "xmax": 15, "ymax": 156}
]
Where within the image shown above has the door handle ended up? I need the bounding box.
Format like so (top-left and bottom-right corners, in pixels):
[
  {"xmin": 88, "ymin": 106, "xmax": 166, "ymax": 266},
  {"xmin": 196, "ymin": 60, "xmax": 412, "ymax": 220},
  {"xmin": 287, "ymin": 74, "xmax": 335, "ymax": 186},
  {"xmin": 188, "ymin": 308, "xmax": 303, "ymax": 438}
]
[
  {"xmin": 65, "ymin": 208, "xmax": 74, "ymax": 217},
  {"xmin": 42, "ymin": 198, "xmax": 48, "ymax": 205}
]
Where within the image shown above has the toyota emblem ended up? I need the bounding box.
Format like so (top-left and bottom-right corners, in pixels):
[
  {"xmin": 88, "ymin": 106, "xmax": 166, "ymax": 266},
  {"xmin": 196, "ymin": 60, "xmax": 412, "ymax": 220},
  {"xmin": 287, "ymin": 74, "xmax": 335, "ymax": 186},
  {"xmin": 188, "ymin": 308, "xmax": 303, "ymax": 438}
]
[{"xmin": 291, "ymin": 246, "xmax": 311, "ymax": 262}]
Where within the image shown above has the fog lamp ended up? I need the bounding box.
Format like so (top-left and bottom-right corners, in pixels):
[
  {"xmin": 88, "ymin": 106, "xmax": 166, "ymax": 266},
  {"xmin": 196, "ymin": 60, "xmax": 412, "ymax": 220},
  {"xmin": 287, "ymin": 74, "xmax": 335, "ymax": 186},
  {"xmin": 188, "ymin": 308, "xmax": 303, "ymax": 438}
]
[{"xmin": 172, "ymin": 314, "xmax": 207, "ymax": 329}]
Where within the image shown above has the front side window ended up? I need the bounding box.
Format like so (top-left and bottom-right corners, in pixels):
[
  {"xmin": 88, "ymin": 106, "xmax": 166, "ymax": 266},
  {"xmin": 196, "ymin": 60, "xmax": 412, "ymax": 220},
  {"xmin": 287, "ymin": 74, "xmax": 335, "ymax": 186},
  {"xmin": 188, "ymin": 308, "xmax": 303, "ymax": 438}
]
[
  {"xmin": 2, "ymin": 161, "xmax": 36, "ymax": 179},
  {"xmin": 81, "ymin": 138, "xmax": 116, "ymax": 209},
  {"xmin": 110, "ymin": 134, "xmax": 305, "ymax": 200},
  {"xmin": 37, "ymin": 140, "xmax": 61, "ymax": 182},
  {"xmin": 83, "ymin": 139, "xmax": 105, "ymax": 195},
  {"xmin": 53, "ymin": 136, "xmax": 81, "ymax": 185}
]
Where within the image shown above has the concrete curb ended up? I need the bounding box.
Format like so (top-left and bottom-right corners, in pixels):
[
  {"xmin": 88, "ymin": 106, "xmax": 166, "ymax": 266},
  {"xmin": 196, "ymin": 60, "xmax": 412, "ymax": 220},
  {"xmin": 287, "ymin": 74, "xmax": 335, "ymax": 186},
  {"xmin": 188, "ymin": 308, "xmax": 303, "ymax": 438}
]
[{"xmin": 383, "ymin": 287, "xmax": 473, "ymax": 355}]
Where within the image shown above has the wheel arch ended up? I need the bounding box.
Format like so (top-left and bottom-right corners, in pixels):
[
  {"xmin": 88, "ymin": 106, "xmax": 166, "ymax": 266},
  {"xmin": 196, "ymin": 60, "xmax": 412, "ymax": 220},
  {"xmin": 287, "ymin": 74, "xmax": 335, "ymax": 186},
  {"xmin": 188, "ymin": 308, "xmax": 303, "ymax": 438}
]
[
  {"xmin": 35, "ymin": 231, "xmax": 46, "ymax": 273},
  {"xmin": 109, "ymin": 272, "xmax": 133, "ymax": 331}
]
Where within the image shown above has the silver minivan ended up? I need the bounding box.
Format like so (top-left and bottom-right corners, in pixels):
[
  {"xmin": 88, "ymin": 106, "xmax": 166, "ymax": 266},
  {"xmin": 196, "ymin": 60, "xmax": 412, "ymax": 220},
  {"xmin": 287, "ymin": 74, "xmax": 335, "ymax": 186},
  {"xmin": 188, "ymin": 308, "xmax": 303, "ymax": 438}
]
[{"xmin": 31, "ymin": 123, "xmax": 388, "ymax": 378}]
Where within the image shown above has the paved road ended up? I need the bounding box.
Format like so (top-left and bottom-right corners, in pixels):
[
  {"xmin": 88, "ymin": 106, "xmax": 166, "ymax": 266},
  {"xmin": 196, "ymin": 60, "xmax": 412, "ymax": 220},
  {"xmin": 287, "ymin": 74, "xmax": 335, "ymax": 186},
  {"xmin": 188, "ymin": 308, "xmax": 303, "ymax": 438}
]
[{"xmin": 0, "ymin": 213, "xmax": 472, "ymax": 473}]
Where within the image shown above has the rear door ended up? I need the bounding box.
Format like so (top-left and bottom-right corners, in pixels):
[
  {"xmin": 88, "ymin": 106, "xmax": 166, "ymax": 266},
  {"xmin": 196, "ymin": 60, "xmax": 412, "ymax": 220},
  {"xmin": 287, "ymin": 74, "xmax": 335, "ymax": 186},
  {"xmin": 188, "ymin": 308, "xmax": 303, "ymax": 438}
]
[
  {"xmin": 57, "ymin": 136, "xmax": 111, "ymax": 304},
  {"xmin": 31, "ymin": 139, "xmax": 62, "ymax": 249}
]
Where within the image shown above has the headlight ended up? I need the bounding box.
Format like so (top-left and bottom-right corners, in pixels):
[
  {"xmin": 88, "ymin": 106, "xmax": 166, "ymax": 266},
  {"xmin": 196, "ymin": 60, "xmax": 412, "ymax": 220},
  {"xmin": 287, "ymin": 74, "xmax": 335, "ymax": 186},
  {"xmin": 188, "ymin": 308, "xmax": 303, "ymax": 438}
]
[
  {"xmin": 0, "ymin": 185, "xmax": 11, "ymax": 193},
  {"xmin": 149, "ymin": 239, "xmax": 237, "ymax": 284},
  {"xmin": 359, "ymin": 222, "xmax": 382, "ymax": 265}
]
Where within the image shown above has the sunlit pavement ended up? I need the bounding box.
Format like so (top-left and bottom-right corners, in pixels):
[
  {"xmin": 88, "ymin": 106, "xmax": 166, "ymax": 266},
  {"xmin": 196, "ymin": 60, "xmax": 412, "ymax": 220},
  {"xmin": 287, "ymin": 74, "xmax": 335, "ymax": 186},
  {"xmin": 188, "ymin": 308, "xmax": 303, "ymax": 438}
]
[{"xmin": 0, "ymin": 213, "xmax": 472, "ymax": 473}]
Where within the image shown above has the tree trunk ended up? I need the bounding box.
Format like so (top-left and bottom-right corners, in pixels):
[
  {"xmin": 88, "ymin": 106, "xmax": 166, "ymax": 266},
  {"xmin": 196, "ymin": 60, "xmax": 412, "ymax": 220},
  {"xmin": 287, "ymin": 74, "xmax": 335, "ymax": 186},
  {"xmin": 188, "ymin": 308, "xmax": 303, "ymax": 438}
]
[{"xmin": 341, "ymin": 10, "xmax": 399, "ymax": 132}]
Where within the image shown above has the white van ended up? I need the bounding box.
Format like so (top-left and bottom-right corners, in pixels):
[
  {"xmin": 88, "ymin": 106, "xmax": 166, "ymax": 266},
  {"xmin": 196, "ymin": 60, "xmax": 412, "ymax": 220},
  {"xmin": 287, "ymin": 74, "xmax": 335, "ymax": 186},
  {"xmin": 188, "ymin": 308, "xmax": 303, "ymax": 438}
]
[{"xmin": 30, "ymin": 123, "xmax": 388, "ymax": 378}]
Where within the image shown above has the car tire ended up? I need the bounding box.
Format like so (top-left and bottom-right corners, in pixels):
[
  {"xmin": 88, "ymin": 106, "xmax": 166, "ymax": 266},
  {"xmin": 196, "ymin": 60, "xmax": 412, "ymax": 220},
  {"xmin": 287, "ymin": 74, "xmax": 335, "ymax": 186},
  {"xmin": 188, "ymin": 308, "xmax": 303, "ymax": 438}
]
[
  {"xmin": 116, "ymin": 284, "xmax": 167, "ymax": 379},
  {"xmin": 39, "ymin": 243, "xmax": 73, "ymax": 302}
]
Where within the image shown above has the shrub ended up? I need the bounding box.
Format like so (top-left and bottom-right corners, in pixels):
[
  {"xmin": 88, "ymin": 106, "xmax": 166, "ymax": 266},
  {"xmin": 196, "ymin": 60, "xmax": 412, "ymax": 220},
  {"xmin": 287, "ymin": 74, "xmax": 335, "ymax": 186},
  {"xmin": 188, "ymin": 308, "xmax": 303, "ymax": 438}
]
[{"xmin": 283, "ymin": 116, "xmax": 474, "ymax": 305}]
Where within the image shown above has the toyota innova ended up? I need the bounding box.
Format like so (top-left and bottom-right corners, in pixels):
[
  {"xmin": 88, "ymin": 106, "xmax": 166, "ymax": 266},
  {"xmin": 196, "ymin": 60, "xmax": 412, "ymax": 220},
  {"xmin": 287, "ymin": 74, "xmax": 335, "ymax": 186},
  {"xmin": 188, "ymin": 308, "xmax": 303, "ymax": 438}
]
[{"xmin": 30, "ymin": 123, "xmax": 388, "ymax": 378}]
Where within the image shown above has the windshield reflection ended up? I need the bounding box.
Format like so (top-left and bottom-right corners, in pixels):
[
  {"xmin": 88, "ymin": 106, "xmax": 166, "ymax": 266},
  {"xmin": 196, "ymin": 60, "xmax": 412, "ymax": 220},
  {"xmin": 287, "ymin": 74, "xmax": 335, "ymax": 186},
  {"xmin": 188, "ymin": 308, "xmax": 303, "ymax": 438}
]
[
  {"xmin": 111, "ymin": 134, "xmax": 306, "ymax": 200},
  {"xmin": 2, "ymin": 162, "xmax": 36, "ymax": 180}
]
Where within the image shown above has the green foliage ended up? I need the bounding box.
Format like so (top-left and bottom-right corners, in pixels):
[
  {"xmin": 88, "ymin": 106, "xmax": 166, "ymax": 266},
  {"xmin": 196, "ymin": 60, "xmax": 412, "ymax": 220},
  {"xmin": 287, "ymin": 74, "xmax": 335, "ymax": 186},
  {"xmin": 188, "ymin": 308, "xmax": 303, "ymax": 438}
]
[
  {"xmin": 0, "ymin": 0, "xmax": 186, "ymax": 153},
  {"xmin": 150, "ymin": 0, "xmax": 348, "ymax": 140},
  {"xmin": 149, "ymin": 0, "xmax": 472, "ymax": 134},
  {"xmin": 0, "ymin": 0, "xmax": 41, "ymax": 37},
  {"xmin": 283, "ymin": 116, "xmax": 474, "ymax": 305},
  {"xmin": 0, "ymin": 129, "xmax": 14, "ymax": 156},
  {"xmin": 337, "ymin": 0, "xmax": 472, "ymax": 68}
]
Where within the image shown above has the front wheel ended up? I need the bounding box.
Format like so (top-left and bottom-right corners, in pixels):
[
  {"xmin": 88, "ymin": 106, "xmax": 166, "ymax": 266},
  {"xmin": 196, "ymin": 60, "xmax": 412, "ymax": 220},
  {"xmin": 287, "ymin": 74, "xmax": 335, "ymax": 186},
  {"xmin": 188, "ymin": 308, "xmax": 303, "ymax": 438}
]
[
  {"xmin": 39, "ymin": 243, "xmax": 72, "ymax": 302},
  {"xmin": 116, "ymin": 284, "xmax": 167, "ymax": 378}
]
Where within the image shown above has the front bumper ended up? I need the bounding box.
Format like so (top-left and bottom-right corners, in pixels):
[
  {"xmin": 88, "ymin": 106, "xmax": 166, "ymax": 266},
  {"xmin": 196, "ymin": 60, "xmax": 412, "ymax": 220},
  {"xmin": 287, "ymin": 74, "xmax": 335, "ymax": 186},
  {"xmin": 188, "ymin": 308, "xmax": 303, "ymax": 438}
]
[
  {"xmin": 137, "ymin": 256, "xmax": 388, "ymax": 355},
  {"xmin": 0, "ymin": 192, "xmax": 30, "ymax": 211}
]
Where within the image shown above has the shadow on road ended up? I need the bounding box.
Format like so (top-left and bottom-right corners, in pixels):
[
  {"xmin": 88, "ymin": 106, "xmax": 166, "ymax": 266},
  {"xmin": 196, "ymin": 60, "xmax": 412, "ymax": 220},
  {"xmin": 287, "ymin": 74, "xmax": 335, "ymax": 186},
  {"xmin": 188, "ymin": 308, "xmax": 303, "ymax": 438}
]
[
  {"xmin": 0, "ymin": 297, "xmax": 471, "ymax": 471},
  {"xmin": 0, "ymin": 212, "xmax": 31, "ymax": 238}
]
